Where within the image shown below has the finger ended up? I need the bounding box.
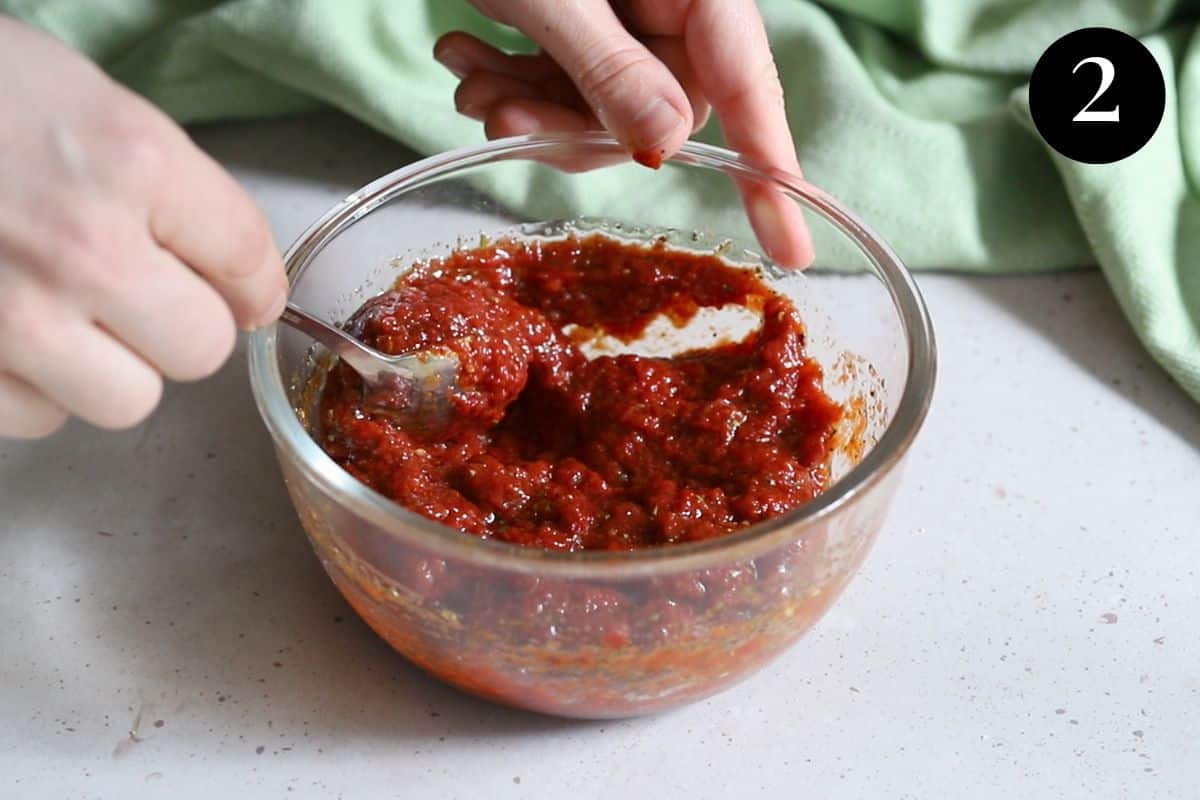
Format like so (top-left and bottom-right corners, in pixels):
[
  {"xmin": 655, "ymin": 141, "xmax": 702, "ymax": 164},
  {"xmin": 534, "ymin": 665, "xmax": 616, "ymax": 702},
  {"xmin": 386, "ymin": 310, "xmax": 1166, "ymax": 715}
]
[
  {"xmin": 88, "ymin": 244, "xmax": 236, "ymax": 383},
  {"xmin": 435, "ymin": 31, "xmax": 560, "ymax": 82},
  {"xmin": 436, "ymin": 33, "xmax": 586, "ymax": 110},
  {"xmin": 0, "ymin": 372, "xmax": 67, "ymax": 439},
  {"xmin": 0, "ymin": 283, "xmax": 162, "ymax": 430},
  {"xmin": 684, "ymin": 1, "xmax": 797, "ymax": 178},
  {"xmin": 148, "ymin": 126, "xmax": 288, "ymax": 329},
  {"xmin": 732, "ymin": 183, "xmax": 812, "ymax": 269},
  {"xmin": 440, "ymin": 31, "xmax": 711, "ymax": 141},
  {"xmin": 485, "ymin": 99, "xmax": 629, "ymax": 173},
  {"xmin": 682, "ymin": 0, "xmax": 813, "ymax": 266},
  {"xmin": 643, "ymin": 37, "xmax": 711, "ymax": 133},
  {"xmin": 455, "ymin": 70, "xmax": 548, "ymax": 121},
  {"xmin": 485, "ymin": 98, "xmax": 595, "ymax": 138},
  {"xmin": 500, "ymin": 0, "xmax": 694, "ymax": 165}
]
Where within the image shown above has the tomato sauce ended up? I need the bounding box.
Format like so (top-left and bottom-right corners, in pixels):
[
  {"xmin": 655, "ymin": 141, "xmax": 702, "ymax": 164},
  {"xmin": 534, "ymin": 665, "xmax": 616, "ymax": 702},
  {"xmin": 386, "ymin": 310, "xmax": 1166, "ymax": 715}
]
[{"xmin": 317, "ymin": 234, "xmax": 841, "ymax": 551}]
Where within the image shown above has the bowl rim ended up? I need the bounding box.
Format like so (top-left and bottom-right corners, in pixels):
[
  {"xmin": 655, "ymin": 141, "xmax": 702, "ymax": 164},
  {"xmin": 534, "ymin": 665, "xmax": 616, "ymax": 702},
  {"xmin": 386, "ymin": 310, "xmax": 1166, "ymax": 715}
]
[{"xmin": 248, "ymin": 132, "xmax": 936, "ymax": 578}]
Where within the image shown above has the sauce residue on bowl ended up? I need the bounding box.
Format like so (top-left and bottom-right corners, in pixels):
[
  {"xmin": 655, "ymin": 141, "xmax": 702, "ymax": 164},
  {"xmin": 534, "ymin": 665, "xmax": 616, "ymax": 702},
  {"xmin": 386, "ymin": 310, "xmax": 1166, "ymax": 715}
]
[{"xmin": 318, "ymin": 234, "xmax": 842, "ymax": 551}]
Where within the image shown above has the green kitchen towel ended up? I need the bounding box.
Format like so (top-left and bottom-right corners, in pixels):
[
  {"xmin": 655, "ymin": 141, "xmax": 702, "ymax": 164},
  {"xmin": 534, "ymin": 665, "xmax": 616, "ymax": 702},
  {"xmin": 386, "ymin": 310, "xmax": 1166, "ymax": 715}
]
[{"xmin": 5, "ymin": 0, "xmax": 1200, "ymax": 403}]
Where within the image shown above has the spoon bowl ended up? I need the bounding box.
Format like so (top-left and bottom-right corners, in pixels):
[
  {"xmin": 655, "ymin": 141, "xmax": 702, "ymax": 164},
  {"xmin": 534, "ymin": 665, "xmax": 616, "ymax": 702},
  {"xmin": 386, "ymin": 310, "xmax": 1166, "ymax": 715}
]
[{"xmin": 279, "ymin": 303, "xmax": 459, "ymax": 429}]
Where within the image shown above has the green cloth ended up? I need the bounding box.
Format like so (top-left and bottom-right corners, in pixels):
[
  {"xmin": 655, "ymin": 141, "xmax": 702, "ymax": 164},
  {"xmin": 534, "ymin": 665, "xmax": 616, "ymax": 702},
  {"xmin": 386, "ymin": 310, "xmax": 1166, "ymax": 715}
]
[{"xmin": 6, "ymin": 0, "xmax": 1200, "ymax": 402}]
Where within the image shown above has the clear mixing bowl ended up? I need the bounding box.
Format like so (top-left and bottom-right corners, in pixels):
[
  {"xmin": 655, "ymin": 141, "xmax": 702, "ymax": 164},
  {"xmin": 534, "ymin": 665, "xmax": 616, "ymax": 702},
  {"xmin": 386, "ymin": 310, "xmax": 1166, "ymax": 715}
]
[{"xmin": 248, "ymin": 133, "xmax": 935, "ymax": 718}]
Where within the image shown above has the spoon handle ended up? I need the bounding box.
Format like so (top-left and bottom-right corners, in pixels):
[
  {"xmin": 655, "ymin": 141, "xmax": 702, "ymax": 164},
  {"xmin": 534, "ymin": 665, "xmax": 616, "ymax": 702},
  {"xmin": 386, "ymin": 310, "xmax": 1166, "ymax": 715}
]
[{"xmin": 279, "ymin": 303, "xmax": 391, "ymax": 379}]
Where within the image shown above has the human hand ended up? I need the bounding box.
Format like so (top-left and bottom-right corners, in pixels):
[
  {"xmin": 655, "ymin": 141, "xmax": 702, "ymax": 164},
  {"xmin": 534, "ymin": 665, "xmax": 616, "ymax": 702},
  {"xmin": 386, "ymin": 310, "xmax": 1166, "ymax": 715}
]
[
  {"xmin": 0, "ymin": 17, "xmax": 287, "ymax": 439},
  {"xmin": 435, "ymin": 0, "xmax": 813, "ymax": 267}
]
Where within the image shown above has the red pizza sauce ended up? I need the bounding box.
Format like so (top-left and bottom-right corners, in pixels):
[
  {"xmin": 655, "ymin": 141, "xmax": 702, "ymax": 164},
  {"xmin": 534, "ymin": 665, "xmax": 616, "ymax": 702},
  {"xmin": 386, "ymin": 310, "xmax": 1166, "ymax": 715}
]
[{"xmin": 317, "ymin": 234, "xmax": 842, "ymax": 551}]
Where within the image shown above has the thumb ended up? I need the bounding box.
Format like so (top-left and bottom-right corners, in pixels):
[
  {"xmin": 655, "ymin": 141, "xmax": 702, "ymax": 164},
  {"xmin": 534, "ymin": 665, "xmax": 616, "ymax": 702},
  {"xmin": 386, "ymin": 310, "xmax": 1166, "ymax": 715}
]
[{"xmin": 513, "ymin": 0, "xmax": 693, "ymax": 164}]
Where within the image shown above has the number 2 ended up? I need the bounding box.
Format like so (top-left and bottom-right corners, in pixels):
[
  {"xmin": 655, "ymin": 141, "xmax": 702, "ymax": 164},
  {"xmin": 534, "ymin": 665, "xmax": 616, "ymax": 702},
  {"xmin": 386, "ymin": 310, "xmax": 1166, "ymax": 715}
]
[{"xmin": 1072, "ymin": 56, "xmax": 1120, "ymax": 122}]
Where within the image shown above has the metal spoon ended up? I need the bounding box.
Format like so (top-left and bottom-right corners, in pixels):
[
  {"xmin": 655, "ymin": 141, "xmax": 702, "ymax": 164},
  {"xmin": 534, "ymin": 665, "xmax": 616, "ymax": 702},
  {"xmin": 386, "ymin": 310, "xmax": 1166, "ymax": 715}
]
[{"xmin": 280, "ymin": 303, "xmax": 459, "ymax": 428}]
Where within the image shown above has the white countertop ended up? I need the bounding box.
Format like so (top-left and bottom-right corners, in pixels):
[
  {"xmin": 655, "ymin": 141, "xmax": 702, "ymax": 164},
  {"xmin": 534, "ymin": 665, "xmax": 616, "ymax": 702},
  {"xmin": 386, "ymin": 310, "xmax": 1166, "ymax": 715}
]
[{"xmin": 2, "ymin": 114, "xmax": 1198, "ymax": 799}]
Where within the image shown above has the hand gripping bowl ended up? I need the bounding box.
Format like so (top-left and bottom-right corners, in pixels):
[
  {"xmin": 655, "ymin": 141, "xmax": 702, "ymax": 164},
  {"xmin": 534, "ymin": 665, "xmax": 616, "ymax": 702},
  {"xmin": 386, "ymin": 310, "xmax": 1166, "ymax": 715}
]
[{"xmin": 248, "ymin": 134, "xmax": 936, "ymax": 719}]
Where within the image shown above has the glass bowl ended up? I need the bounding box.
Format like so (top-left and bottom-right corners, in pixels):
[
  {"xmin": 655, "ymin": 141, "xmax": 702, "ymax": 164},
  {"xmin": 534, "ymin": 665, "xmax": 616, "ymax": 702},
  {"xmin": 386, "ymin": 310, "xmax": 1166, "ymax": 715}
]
[{"xmin": 248, "ymin": 133, "xmax": 935, "ymax": 719}]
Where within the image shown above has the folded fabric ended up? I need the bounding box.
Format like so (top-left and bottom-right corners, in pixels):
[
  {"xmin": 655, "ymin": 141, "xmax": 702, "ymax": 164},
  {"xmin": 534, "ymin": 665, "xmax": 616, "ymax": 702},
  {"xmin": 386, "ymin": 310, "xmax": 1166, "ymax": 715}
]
[{"xmin": 5, "ymin": 0, "xmax": 1198, "ymax": 402}]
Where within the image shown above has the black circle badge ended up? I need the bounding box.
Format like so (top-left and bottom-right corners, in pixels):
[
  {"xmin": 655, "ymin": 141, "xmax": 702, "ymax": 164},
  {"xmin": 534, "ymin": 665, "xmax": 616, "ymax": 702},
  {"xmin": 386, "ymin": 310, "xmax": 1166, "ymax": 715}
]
[{"xmin": 1029, "ymin": 27, "xmax": 1166, "ymax": 164}]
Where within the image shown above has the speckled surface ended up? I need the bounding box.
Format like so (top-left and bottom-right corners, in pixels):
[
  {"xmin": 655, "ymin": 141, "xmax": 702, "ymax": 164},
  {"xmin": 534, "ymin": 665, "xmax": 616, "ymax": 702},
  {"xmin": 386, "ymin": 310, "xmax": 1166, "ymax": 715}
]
[{"xmin": 2, "ymin": 115, "xmax": 1198, "ymax": 799}]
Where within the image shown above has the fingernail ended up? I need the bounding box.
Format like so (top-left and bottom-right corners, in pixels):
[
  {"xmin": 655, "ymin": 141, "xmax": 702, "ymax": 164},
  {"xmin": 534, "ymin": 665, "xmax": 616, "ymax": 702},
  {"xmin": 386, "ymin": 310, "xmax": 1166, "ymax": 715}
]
[
  {"xmin": 627, "ymin": 97, "xmax": 685, "ymax": 154},
  {"xmin": 751, "ymin": 194, "xmax": 788, "ymax": 261},
  {"xmin": 434, "ymin": 46, "xmax": 472, "ymax": 79},
  {"xmin": 750, "ymin": 193, "xmax": 813, "ymax": 269},
  {"xmin": 253, "ymin": 287, "xmax": 288, "ymax": 330}
]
